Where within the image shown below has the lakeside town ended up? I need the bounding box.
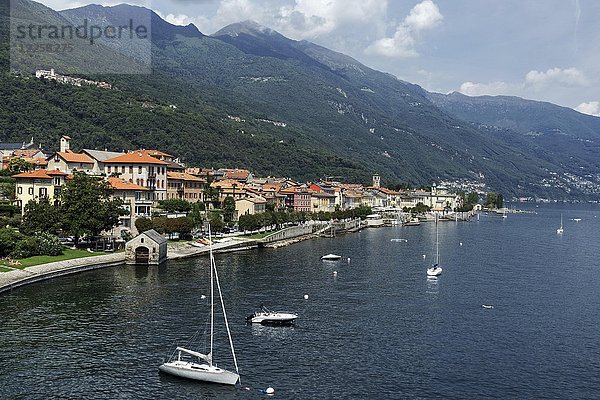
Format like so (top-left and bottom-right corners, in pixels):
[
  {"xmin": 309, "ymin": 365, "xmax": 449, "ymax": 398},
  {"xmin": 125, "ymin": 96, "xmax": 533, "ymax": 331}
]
[{"xmin": 1, "ymin": 135, "xmax": 482, "ymax": 240}]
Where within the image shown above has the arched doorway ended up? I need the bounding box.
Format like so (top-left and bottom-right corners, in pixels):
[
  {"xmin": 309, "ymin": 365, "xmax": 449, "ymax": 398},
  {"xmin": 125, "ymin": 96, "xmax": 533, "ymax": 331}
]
[{"xmin": 135, "ymin": 246, "xmax": 150, "ymax": 264}]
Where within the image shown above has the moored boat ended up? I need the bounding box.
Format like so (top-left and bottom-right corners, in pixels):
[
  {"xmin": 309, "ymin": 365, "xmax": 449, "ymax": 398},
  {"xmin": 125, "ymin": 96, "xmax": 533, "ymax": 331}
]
[{"xmin": 246, "ymin": 305, "xmax": 298, "ymax": 325}]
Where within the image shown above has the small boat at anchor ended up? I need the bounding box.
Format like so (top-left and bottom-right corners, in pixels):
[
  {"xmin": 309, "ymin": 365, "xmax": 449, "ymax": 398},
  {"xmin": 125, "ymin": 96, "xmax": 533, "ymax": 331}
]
[
  {"xmin": 321, "ymin": 254, "xmax": 342, "ymax": 261},
  {"xmin": 246, "ymin": 305, "xmax": 298, "ymax": 325}
]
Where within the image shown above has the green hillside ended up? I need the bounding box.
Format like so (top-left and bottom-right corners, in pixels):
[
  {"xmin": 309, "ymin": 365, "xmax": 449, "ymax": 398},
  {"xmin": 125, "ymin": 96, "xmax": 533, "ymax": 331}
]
[{"xmin": 1, "ymin": 0, "xmax": 599, "ymax": 199}]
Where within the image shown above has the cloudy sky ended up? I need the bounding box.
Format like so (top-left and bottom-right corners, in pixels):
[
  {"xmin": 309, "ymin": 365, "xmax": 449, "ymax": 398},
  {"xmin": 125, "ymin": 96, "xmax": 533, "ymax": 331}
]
[{"xmin": 39, "ymin": 0, "xmax": 600, "ymax": 115}]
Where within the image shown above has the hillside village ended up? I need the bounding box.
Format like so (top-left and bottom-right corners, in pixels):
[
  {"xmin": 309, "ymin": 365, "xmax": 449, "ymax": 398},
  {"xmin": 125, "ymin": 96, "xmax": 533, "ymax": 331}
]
[{"xmin": 2, "ymin": 136, "xmax": 463, "ymax": 237}]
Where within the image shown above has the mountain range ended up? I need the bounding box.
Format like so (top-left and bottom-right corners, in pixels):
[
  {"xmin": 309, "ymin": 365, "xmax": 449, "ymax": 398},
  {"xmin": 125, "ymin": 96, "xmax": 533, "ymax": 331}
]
[{"xmin": 1, "ymin": 0, "xmax": 599, "ymax": 200}]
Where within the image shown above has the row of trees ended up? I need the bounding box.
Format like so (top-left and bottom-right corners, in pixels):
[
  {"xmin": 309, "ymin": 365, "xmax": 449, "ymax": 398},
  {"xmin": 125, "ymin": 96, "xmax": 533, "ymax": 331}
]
[
  {"xmin": 238, "ymin": 206, "xmax": 373, "ymax": 233},
  {"xmin": 135, "ymin": 216, "xmax": 194, "ymax": 239}
]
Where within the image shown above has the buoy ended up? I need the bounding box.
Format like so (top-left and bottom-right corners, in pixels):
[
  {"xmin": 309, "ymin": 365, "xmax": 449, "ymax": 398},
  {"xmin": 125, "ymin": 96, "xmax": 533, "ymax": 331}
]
[
  {"xmin": 347, "ymin": 257, "xmax": 351, "ymax": 264},
  {"xmin": 304, "ymin": 294, "xmax": 309, "ymax": 300},
  {"xmin": 459, "ymin": 242, "xmax": 463, "ymax": 246},
  {"xmin": 422, "ymin": 254, "xmax": 426, "ymax": 258},
  {"xmin": 200, "ymin": 295, "xmax": 206, "ymax": 299},
  {"xmin": 265, "ymin": 387, "xmax": 275, "ymax": 395},
  {"xmin": 333, "ymin": 271, "xmax": 337, "ymax": 276}
]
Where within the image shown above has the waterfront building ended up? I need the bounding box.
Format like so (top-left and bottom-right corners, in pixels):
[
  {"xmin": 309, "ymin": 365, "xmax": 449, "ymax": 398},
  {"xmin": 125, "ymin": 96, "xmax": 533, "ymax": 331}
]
[
  {"xmin": 13, "ymin": 169, "xmax": 68, "ymax": 213},
  {"xmin": 106, "ymin": 177, "xmax": 151, "ymax": 236},
  {"xmin": 125, "ymin": 229, "xmax": 167, "ymax": 265},
  {"xmin": 102, "ymin": 151, "xmax": 169, "ymax": 203},
  {"xmin": 281, "ymin": 185, "xmax": 311, "ymax": 212}
]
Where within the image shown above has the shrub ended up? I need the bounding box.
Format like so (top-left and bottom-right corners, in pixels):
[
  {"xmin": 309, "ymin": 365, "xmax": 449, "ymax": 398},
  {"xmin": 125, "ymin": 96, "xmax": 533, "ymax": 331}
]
[
  {"xmin": 12, "ymin": 232, "xmax": 63, "ymax": 259},
  {"xmin": 0, "ymin": 228, "xmax": 24, "ymax": 257}
]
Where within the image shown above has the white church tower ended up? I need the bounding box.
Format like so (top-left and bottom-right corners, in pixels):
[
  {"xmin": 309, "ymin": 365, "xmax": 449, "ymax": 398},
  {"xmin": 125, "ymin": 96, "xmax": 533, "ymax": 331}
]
[{"xmin": 373, "ymin": 174, "xmax": 381, "ymax": 188}]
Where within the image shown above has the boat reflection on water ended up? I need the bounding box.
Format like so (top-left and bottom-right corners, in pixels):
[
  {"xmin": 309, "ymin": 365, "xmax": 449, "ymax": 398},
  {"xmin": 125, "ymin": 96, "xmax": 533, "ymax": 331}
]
[
  {"xmin": 250, "ymin": 323, "xmax": 296, "ymax": 339},
  {"xmin": 426, "ymin": 275, "xmax": 439, "ymax": 295}
]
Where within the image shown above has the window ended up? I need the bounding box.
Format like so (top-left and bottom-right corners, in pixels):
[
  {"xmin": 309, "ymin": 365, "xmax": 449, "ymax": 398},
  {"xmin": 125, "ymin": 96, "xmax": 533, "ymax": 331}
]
[
  {"xmin": 129, "ymin": 166, "xmax": 133, "ymax": 174},
  {"xmin": 28, "ymin": 187, "xmax": 33, "ymax": 195},
  {"xmin": 39, "ymin": 188, "xmax": 47, "ymax": 197},
  {"xmin": 121, "ymin": 166, "xmax": 125, "ymax": 174},
  {"xmin": 107, "ymin": 166, "xmax": 111, "ymax": 173},
  {"xmin": 138, "ymin": 166, "xmax": 142, "ymax": 174}
]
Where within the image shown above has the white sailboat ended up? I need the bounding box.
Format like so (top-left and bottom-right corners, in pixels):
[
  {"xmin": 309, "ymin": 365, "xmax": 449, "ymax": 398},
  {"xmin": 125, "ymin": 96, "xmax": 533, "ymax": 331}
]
[
  {"xmin": 556, "ymin": 214, "xmax": 564, "ymax": 235},
  {"xmin": 159, "ymin": 226, "xmax": 240, "ymax": 386},
  {"xmin": 427, "ymin": 217, "xmax": 443, "ymax": 277}
]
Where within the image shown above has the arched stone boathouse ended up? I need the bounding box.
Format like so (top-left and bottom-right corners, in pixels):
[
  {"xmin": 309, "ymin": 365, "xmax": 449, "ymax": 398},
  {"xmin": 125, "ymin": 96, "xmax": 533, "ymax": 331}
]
[{"xmin": 125, "ymin": 229, "xmax": 167, "ymax": 265}]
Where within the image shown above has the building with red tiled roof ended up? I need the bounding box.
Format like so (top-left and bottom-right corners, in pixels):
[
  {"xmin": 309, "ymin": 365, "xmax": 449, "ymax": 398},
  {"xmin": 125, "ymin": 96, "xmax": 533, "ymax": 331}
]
[
  {"xmin": 46, "ymin": 150, "xmax": 95, "ymax": 173},
  {"xmin": 137, "ymin": 149, "xmax": 174, "ymax": 162},
  {"xmin": 107, "ymin": 177, "xmax": 152, "ymax": 236},
  {"xmin": 13, "ymin": 169, "xmax": 68, "ymax": 213},
  {"xmin": 166, "ymin": 172, "xmax": 206, "ymax": 202},
  {"xmin": 210, "ymin": 179, "xmax": 246, "ymax": 200},
  {"xmin": 218, "ymin": 168, "xmax": 252, "ymax": 182},
  {"xmin": 103, "ymin": 151, "xmax": 169, "ymax": 203}
]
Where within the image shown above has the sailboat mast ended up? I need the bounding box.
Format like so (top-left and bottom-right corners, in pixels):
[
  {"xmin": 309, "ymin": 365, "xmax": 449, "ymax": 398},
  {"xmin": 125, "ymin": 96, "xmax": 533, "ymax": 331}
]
[
  {"xmin": 212, "ymin": 252, "xmax": 241, "ymax": 379},
  {"xmin": 208, "ymin": 224, "xmax": 214, "ymax": 366},
  {"xmin": 435, "ymin": 215, "xmax": 439, "ymax": 265}
]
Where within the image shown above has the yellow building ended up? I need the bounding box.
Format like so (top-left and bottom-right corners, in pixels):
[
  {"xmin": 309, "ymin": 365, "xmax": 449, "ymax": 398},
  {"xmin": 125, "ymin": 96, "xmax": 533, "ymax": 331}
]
[
  {"xmin": 13, "ymin": 169, "xmax": 68, "ymax": 213},
  {"xmin": 235, "ymin": 197, "xmax": 266, "ymax": 220}
]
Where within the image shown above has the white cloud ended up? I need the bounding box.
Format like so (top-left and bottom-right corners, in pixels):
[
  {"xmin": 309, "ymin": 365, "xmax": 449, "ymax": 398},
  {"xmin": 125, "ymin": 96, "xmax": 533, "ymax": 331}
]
[
  {"xmin": 525, "ymin": 67, "xmax": 589, "ymax": 88},
  {"xmin": 459, "ymin": 81, "xmax": 519, "ymax": 97},
  {"xmin": 575, "ymin": 101, "xmax": 600, "ymax": 116},
  {"xmin": 458, "ymin": 67, "xmax": 591, "ymax": 98},
  {"xmin": 168, "ymin": 0, "xmax": 387, "ymax": 39},
  {"xmin": 366, "ymin": 0, "xmax": 442, "ymax": 58}
]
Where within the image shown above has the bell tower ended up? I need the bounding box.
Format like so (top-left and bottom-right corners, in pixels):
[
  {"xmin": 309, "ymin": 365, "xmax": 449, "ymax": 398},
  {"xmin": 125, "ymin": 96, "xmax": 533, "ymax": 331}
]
[{"xmin": 373, "ymin": 174, "xmax": 381, "ymax": 188}]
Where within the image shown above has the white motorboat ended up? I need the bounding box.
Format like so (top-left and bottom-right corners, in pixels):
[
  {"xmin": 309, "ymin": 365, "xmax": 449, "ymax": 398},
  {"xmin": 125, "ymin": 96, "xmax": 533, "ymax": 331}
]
[
  {"xmin": 159, "ymin": 225, "xmax": 240, "ymax": 386},
  {"xmin": 246, "ymin": 305, "xmax": 298, "ymax": 325},
  {"xmin": 403, "ymin": 217, "xmax": 421, "ymax": 226},
  {"xmin": 556, "ymin": 214, "xmax": 564, "ymax": 234},
  {"xmin": 321, "ymin": 254, "xmax": 341, "ymax": 261},
  {"xmin": 390, "ymin": 238, "xmax": 408, "ymax": 242},
  {"xmin": 366, "ymin": 214, "xmax": 384, "ymax": 227},
  {"xmin": 427, "ymin": 216, "xmax": 443, "ymax": 277}
]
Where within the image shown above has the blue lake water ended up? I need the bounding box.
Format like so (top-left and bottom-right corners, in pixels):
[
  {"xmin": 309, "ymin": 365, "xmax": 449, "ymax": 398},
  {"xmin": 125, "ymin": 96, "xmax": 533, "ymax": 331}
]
[{"xmin": 1, "ymin": 205, "xmax": 600, "ymax": 399}]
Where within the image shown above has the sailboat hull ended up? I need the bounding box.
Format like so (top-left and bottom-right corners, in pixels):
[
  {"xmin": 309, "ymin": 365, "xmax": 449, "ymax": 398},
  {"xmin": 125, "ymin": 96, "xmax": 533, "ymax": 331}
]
[
  {"xmin": 427, "ymin": 267, "xmax": 443, "ymax": 277},
  {"xmin": 159, "ymin": 361, "xmax": 239, "ymax": 385}
]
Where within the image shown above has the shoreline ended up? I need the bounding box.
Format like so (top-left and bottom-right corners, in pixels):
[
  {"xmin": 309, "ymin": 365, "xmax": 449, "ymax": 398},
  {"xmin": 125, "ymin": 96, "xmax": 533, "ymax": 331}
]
[
  {"xmin": 0, "ymin": 227, "xmax": 350, "ymax": 295},
  {"xmin": 0, "ymin": 218, "xmax": 372, "ymax": 295}
]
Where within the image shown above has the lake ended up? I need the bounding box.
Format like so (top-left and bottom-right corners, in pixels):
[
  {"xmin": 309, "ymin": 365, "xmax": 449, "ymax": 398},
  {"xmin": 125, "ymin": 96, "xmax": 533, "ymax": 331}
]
[{"xmin": 1, "ymin": 205, "xmax": 599, "ymax": 399}]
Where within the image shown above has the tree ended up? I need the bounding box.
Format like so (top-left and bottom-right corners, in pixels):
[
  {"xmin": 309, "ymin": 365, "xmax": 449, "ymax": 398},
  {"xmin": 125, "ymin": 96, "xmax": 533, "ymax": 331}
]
[
  {"xmin": 189, "ymin": 202, "xmax": 206, "ymax": 228},
  {"xmin": 209, "ymin": 216, "xmax": 225, "ymax": 233},
  {"xmin": 135, "ymin": 217, "xmax": 153, "ymax": 233},
  {"xmin": 0, "ymin": 228, "xmax": 24, "ymax": 257},
  {"xmin": 0, "ymin": 178, "xmax": 16, "ymax": 202},
  {"xmin": 7, "ymin": 158, "xmax": 35, "ymax": 174},
  {"xmin": 222, "ymin": 196, "xmax": 236, "ymax": 223},
  {"xmin": 466, "ymin": 192, "xmax": 479, "ymax": 205},
  {"xmin": 58, "ymin": 172, "xmax": 126, "ymax": 243},
  {"xmin": 20, "ymin": 197, "xmax": 61, "ymax": 235},
  {"xmin": 496, "ymin": 193, "xmax": 504, "ymax": 209},
  {"xmin": 157, "ymin": 198, "xmax": 192, "ymax": 213}
]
